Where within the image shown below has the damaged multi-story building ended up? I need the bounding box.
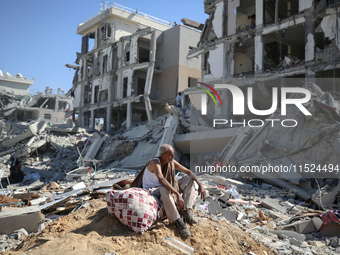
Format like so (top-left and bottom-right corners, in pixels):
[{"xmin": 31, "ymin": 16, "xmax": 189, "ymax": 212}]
[
  {"xmin": 187, "ymin": 0, "xmax": 340, "ymax": 120},
  {"xmin": 70, "ymin": 3, "xmax": 201, "ymax": 131}
]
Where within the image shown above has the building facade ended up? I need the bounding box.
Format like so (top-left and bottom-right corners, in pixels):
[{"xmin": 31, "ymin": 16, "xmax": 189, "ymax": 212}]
[
  {"xmin": 71, "ymin": 3, "xmax": 201, "ymax": 131},
  {"xmin": 187, "ymin": 0, "xmax": 340, "ymax": 120},
  {"xmin": 0, "ymin": 70, "xmax": 33, "ymax": 96}
]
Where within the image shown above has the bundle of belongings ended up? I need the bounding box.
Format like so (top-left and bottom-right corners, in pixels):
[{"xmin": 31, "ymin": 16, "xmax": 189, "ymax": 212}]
[{"xmin": 106, "ymin": 187, "xmax": 163, "ymax": 234}]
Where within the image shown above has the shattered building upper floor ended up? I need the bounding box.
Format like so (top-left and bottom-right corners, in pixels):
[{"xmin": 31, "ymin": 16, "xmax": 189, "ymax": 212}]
[
  {"xmin": 70, "ymin": 3, "xmax": 202, "ymax": 132},
  {"xmin": 0, "ymin": 91, "xmax": 73, "ymax": 126},
  {"xmin": 185, "ymin": 0, "xmax": 340, "ymax": 120}
]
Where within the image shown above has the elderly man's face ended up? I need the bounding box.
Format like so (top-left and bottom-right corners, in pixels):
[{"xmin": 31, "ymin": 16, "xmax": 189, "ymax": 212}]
[{"xmin": 163, "ymin": 147, "xmax": 175, "ymax": 163}]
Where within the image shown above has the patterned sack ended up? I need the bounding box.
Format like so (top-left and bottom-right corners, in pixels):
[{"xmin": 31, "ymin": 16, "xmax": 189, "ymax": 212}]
[{"xmin": 106, "ymin": 187, "xmax": 160, "ymax": 234}]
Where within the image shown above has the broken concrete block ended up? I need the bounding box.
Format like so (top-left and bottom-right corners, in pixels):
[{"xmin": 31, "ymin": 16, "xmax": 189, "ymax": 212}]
[
  {"xmin": 270, "ymin": 230, "xmax": 306, "ymax": 242},
  {"xmin": 283, "ymin": 219, "xmax": 315, "ymax": 234},
  {"xmin": 237, "ymin": 212, "xmax": 245, "ymax": 221},
  {"xmin": 219, "ymin": 192, "xmax": 234, "ymax": 202},
  {"xmin": 30, "ymin": 197, "xmax": 48, "ymax": 206},
  {"xmin": 329, "ymin": 236, "xmax": 339, "ymax": 248},
  {"xmin": 289, "ymin": 237, "xmax": 303, "ymax": 247},
  {"xmin": 222, "ymin": 209, "xmax": 236, "ymax": 222},
  {"xmin": 84, "ymin": 132, "xmax": 103, "ymax": 159},
  {"xmin": 206, "ymin": 187, "xmax": 223, "ymax": 196},
  {"xmin": 72, "ymin": 181, "xmax": 86, "ymax": 190},
  {"xmin": 312, "ymin": 217, "xmax": 323, "ymax": 231},
  {"xmin": 208, "ymin": 201, "xmax": 222, "ymax": 215},
  {"xmin": 181, "ymin": 18, "xmax": 204, "ymax": 30},
  {"xmin": 0, "ymin": 206, "xmax": 44, "ymax": 235},
  {"xmin": 260, "ymin": 197, "xmax": 287, "ymax": 214}
]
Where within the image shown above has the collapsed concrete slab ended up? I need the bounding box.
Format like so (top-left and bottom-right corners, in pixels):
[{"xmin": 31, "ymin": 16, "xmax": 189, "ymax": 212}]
[
  {"xmin": 222, "ymin": 209, "xmax": 237, "ymax": 221},
  {"xmin": 83, "ymin": 132, "xmax": 103, "ymax": 160},
  {"xmin": 181, "ymin": 18, "xmax": 204, "ymax": 30},
  {"xmin": 46, "ymin": 119, "xmax": 75, "ymax": 134},
  {"xmin": 0, "ymin": 121, "xmax": 46, "ymax": 148},
  {"xmin": 260, "ymin": 197, "xmax": 287, "ymax": 214},
  {"xmin": 174, "ymin": 128, "xmax": 238, "ymax": 154},
  {"xmin": 158, "ymin": 114, "xmax": 179, "ymax": 158},
  {"xmin": 0, "ymin": 206, "xmax": 44, "ymax": 235},
  {"xmin": 282, "ymin": 219, "xmax": 315, "ymax": 234},
  {"xmin": 208, "ymin": 201, "xmax": 222, "ymax": 215},
  {"xmin": 270, "ymin": 230, "xmax": 306, "ymax": 242},
  {"xmin": 312, "ymin": 216, "xmax": 324, "ymax": 231}
]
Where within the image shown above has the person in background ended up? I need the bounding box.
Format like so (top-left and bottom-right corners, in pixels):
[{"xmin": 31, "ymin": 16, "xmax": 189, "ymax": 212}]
[
  {"xmin": 205, "ymin": 154, "xmax": 221, "ymax": 168},
  {"xmin": 175, "ymin": 92, "xmax": 182, "ymax": 108}
]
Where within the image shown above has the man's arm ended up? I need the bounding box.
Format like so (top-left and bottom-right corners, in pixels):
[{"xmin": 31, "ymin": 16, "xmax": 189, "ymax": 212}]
[
  {"xmin": 149, "ymin": 160, "xmax": 185, "ymax": 209},
  {"xmin": 173, "ymin": 160, "xmax": 206, "ymax": 200}
]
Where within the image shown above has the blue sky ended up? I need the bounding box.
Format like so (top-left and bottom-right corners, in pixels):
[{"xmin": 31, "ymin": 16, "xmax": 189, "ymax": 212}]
[{"xmin": 0, "ymin": 0, "xmax": 207, "ymax": 95}]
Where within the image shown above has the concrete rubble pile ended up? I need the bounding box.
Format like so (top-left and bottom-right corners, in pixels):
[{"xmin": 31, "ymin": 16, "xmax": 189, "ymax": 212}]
[
  {"xmin": 0, "ymin": 92, "xmax": 24, "ymax": 114},
  {"xmin": 265, "ymin": 55, "xmax": 305, "ymax": 73},
  {"xmin": 0, "ymin": 111, "xmax": 183, "ymax": 252},
  {"xmin": 0, "ymin": 84, "xmax": 340, "ymax": 254},
  {"xmin": 191, "ymin": 173, "xmax": 340, "ymax": 255},
  {"xmin": 223, "ymin": 84, "xmax": 340, "ymax": 211}
]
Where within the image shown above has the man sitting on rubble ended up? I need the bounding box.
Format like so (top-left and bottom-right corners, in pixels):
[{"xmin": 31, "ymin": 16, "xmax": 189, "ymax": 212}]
[{"xmin": 131, "ymin": 144, "xmax": 206, "ymax": 237}]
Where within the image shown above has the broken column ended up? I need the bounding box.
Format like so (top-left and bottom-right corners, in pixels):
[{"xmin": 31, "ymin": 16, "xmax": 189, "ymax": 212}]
[
  {"xmin": 144, "ymin": 31, "xmax": 156, "ymax": 122},
  {"xmin": 305, "ymin": 7, "xmax": 316, "ymax": 85}
]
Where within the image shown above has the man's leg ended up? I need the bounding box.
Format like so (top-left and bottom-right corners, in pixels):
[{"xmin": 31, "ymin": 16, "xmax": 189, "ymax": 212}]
[
  {"xmin": 178, "ymin": 175, "xmax": 196, "ymax": 209},
  {"xmin": 151, "ymin": 186, "xmax": 180, "ymax": 222},
  {"xmin": 178, "ymin": 176, "xmax": 198, "ymax": 224},
  {"xmin": 151, "ymin": 186, "xmax": 190, "ymax": 237}
]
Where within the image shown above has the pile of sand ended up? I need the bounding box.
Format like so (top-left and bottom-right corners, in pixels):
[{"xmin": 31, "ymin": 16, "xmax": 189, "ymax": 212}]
[{"xmin": 5, "ymin": 199, "xmax": 273, "ymax": 255}]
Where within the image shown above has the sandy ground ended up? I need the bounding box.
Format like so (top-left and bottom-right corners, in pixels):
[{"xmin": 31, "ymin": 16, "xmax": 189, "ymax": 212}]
[{"xmin": 4, "ymin": 199, "xmax": 274, "ymax": 255}]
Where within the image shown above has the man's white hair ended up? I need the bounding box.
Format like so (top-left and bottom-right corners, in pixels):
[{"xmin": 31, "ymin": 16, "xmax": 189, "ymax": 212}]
[{"xmin": 158, "ymin": 144, "xmax": 172, "ymax": 156}]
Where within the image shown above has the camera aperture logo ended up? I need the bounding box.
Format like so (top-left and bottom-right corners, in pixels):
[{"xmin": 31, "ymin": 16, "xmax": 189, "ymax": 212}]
[
  {"xmin": 197, "ymin": 82, "xmax": 223, "ymax": 109},
  {"xmin": 197, "ymin": 83, "xmax": 312, "ymax": 128}
]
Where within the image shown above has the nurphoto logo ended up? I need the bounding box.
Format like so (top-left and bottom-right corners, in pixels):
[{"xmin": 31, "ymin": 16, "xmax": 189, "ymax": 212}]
[{"xmin": 198, "ymin": 83, "xmax": 312, "ymax": 128}]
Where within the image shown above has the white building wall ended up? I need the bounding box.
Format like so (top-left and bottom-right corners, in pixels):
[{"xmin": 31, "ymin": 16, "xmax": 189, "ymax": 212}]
[
  {"xmin": 74, "ymin": 85, "xmax": 81, "ymax": 108},
  {"xmin": 227, "ymin": 0, "xmax": 240, "ymax": 36},
  {"xmin": 0, "ymin": 71, "xmax": 33, "ymax": 95},
  {"xmin": 208, "ymin": 43, "xmax": 224, "ymax": 79},
  {"xmin": 113, "ymin": 19, "xmax": 139, "ymax": 41},
  {"xmin": 213, "ymin": 1, "xmax": 224, "ymax": 38},
  {"xmin": 299, "ymin": 0, "xmax": 313, "ymax": 12},
  {"xmin": 0, "ymin": 81, "xmax": 30, "ymax": 95},
  {"xmin": 178, "ymin": 26, "xmax": 201, "ymax": 69}
]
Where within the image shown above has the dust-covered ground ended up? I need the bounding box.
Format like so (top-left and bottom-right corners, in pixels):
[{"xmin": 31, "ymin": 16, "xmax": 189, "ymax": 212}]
[{"xmin": 4, "ymin": 199, "xmax": 273, "ymax": 255}]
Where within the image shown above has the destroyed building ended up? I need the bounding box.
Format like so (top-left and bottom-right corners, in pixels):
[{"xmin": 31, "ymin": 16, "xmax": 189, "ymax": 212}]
[
  {"xmin": 0, "ymin": 87, "xmax": 73, "ymax": 126},
  {"xmin": 0, "ymin": 68, "xmax": 73, "ymax": 126},
  {"xmin": 178, "ymin": 0, "xmax": 340, "ymax": 211},
  {"xmin": 186, "ymin": 0, "xmax": 340, "ymax": 121},
  {"xmin": 0, "ymin": 70, "xmax": 33, "ymax": 96},
  {"xmin": 70, "ymin": 3, "xmax": 201, "ymax": 132},
  {"xmin": 2, "ymin": 2, "xmax": 340, "ymax": 254}
]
